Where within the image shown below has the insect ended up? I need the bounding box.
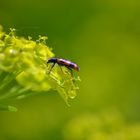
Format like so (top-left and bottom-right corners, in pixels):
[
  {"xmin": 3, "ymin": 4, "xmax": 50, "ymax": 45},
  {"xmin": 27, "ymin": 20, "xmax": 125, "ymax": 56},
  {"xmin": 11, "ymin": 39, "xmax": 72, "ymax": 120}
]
[{"xmin": 47, "ymin": 58, "xmax": 80, "ymax": 75}]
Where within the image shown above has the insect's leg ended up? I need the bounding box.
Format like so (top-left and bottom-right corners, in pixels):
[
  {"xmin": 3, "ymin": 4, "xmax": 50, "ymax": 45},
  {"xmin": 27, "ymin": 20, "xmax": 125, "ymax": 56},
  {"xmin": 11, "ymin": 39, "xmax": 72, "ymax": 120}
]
[
  {"xmin": 58, "ymin": 65, "xmax": 64, "ymax": 73},
  {"xmin": 66, "ymin": 67, "xmax": 73, "ymax": 77},
  {"xmin": 66, "ymin": 67, "xmax": 77, "ymax": 82},
  {"xmin": 48, "ymin": 62, "xmax": 55, "ymax": 74}
]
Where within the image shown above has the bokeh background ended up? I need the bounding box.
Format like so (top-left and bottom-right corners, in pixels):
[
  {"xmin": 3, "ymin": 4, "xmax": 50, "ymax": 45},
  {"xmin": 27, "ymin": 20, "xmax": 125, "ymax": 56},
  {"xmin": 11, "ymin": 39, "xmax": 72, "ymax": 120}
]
[{"xmin": 0, "ymin": 0, "xmax": 140, "ymax": 139}]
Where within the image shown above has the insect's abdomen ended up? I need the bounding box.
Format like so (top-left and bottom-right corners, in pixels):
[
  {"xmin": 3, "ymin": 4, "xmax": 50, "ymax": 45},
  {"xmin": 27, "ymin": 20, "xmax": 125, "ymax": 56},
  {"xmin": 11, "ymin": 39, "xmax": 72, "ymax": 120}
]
[
  {"xmin": 69, "ymin": 63, "xmax": 80, "ymax": 71},
  {"xmin": 57, "ymin": 59, "xmax": 69, "ymax": 66},
  {"xmin": 58, "ymin": 59, "xmax": 80, "ymax": 71}
]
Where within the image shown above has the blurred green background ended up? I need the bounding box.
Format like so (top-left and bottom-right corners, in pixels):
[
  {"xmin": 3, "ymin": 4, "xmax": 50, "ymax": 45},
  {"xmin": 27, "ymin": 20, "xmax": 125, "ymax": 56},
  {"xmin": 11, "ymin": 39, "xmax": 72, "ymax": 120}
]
[{"xmin": 1, "ymin": 0, "xmax": 140, "ymax": 139}]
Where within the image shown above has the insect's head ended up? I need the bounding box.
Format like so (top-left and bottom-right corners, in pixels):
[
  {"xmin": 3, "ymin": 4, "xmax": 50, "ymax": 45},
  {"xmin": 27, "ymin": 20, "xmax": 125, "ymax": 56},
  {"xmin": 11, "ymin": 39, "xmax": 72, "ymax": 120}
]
[{"xmin": 47, "ymin": 58, "xmax": 57, "ymax": 63}]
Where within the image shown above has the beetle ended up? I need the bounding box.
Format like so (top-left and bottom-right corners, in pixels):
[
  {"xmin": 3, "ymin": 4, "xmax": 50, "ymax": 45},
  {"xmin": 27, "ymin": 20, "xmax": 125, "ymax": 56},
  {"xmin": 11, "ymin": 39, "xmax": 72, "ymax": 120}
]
[{"xmin": 47, "ymin": 58, "xmax": 80, "ymax": 75}]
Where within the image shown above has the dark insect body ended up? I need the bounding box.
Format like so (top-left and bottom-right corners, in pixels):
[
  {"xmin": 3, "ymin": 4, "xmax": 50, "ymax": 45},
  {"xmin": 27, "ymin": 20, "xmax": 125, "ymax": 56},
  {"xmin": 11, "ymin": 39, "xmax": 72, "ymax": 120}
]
[{"xmin": 47, "ymin": 58, "xmax": 80, "ymax": 75}]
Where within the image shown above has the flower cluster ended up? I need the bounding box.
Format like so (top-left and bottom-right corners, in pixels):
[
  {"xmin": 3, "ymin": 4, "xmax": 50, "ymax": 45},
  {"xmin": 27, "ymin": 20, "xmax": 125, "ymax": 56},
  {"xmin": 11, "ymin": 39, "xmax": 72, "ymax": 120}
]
[{"xmin": 0, "ymin": 26, "xmax": 80, "ymax": 111}]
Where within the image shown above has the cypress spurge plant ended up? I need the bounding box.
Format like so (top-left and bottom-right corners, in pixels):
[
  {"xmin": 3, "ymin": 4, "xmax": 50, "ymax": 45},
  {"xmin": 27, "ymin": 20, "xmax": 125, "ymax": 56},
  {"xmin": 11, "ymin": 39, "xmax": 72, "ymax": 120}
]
[{"xmin": 0, "ymin": 26, "xmax": 80, "ymax": 111}]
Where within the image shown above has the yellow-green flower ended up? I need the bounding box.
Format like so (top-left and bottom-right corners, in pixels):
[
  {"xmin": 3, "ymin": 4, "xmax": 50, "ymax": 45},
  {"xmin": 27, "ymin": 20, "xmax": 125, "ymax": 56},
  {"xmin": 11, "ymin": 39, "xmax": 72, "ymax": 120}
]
[{"xmin": 0, "ymin": 26, "xmax": 80, "ymax": 111}]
